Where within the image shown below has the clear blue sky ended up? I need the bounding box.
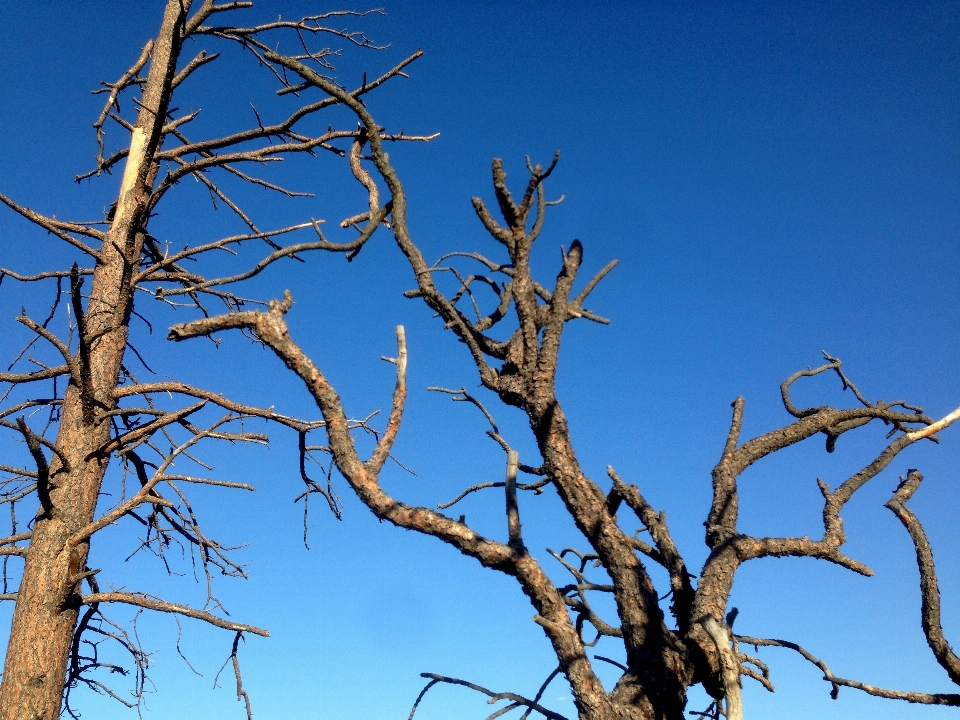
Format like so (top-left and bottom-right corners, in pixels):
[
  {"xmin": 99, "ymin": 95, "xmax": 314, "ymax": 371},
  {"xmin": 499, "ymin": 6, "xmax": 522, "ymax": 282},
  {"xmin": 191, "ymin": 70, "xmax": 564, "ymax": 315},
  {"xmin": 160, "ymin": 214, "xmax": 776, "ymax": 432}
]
[{"xmin": 0, "ymin": 2, "xmax": 958, "ymax": 719}]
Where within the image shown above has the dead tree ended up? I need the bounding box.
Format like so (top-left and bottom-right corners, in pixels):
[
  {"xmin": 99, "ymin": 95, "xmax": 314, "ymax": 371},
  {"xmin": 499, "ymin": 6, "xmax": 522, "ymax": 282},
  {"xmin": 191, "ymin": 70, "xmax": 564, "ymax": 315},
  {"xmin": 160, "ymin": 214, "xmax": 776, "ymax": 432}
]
[
  {"xmin": 2, "ymin": 3, "xmax": 958, "ymax": 720},
  {"xmin": 168, "ymin": 49, "xmax": 960, "ymax": 720},
  {"xmin": 0, "ymin": 2, "xmax": 434, "ymax": 718}
]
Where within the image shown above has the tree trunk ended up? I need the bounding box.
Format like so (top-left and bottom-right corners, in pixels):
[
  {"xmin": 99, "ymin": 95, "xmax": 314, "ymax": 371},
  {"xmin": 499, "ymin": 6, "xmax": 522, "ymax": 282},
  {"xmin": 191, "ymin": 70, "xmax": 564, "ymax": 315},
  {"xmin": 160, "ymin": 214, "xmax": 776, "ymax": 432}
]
[{"xmin": 0, "ymin": 3, "xmax": 187, "ymax": 717}]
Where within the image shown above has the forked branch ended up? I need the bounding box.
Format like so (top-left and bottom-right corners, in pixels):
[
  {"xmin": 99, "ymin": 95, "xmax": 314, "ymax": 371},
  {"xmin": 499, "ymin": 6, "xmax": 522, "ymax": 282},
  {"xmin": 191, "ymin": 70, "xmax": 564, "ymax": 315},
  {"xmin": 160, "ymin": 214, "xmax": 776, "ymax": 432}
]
[
  {"xmin": 409, "ymin": 672, "xmax": 569, "ymax": 720},
  {"xmin": 81, "ymin": 593, "xmax": 268, "ymax": 637},
  {"xmin": 737, "ymin": 635, "xmax": 960, "ymax": 706}
]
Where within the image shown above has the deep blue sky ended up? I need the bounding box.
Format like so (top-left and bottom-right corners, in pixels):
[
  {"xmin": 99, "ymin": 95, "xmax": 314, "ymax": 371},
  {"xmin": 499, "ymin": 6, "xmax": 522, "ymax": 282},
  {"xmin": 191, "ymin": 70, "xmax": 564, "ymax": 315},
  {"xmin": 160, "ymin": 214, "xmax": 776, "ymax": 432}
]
[{"xmin": 0, "ymin": 2, "xmax": 959, "ymax": 719}]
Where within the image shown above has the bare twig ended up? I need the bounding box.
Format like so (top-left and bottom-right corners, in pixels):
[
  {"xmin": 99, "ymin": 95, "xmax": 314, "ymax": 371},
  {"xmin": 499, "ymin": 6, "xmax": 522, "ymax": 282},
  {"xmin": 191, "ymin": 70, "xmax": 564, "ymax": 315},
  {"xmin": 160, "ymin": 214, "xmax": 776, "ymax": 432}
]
[
  {"xmin": 737, "ymin": 635, "xmax": 960, "ymax": 705},
  {"xmin": 409, "ymin": 672, "xmax": 569, "ymax": 720}
]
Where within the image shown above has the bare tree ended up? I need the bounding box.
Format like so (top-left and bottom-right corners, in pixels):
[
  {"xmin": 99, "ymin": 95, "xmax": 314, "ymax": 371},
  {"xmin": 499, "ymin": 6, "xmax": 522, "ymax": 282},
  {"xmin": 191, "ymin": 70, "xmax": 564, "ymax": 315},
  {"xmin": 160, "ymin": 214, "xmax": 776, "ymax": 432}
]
[
  {"xmin": 1, "ymin": 3, "xmax": 958, "ymax": 720},
  {"xmin": 0, "ymin": 2, "xmax": 434, "ymax": 718},
  {"xmin": 168, "ymin": 49, "xmax": 960, "ymax": 720}
]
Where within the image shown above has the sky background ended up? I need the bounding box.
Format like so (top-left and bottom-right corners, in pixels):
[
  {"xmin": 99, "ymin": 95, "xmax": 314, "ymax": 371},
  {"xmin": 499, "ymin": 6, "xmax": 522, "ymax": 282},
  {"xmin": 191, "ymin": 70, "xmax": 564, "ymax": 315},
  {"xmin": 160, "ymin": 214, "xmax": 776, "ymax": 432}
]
[{"xmin": 0, "ymin": 1, "xmax": 959, "ymax": 719}]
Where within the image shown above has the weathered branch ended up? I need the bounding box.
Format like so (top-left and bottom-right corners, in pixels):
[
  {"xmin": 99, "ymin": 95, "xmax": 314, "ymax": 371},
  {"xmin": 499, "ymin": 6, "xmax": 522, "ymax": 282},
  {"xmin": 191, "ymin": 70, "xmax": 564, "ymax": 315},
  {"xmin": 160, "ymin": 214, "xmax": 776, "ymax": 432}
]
[
  {"xmin": 167, "ymin": 293, "xmax": 613, "ymax": 716},
  {"xmin": 153, "ymin": 212, "xmax": 388, "ymax": 298},
  {"xmin": 15, "ymin": 418, "xmax": 51, "ymax": 516},
  {"xmin": 700, "ymin": 616, "xmax": 742, "ymax": 720},
  {"xmin": 82, "ymin": 593, "xmax": 267, "ymax": 637},
  {"xmin": 87, "ymin": 40, "xmax": 154, "ymax": 173},
  {"xmin": 15, "ymin": 313, "xmax": 80, "ymax": 387},
  {"xmin": 134, "ymin": 223, "xmax": 315, "ymax": 283},
  {"xmin": 366, "ymin": 326, "xmax": 407, "ymax": 474},
  {"xmin": 89, "ymin": 401, "xmax": 206, "ymax": 458},
  {"xmin": 0, "ymin": 365, "xmax": 70, "ymax": 385},
  {"xmin": 608, "ymin": 467, "xmax": 694, "ymax": 631},
  {"xmin": 885, "ymin": 470, "xmax": 960, "ymax": 684},
  {"xmin": 71, "ymin": 415, "xmax": 250, "ymax": 545},
  {"xmin": 737, "ymin": 635, "xmax": 960, "ymax": 706},
  {"xmin": 0, "ymin": 193, "xmax": 102, "ymax": 257},
  {"xmin": 410, "ymin": 672, "xmax": 569, "ymax": 720}
]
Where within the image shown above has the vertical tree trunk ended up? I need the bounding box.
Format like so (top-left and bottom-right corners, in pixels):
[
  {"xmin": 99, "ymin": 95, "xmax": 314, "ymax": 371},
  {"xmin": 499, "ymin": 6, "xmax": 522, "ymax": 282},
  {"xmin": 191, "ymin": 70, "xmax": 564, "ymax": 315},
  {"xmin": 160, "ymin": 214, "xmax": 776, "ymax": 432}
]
[{"xmin": 0, "ymin": 4, "xmax": 188, "ymax": 717}]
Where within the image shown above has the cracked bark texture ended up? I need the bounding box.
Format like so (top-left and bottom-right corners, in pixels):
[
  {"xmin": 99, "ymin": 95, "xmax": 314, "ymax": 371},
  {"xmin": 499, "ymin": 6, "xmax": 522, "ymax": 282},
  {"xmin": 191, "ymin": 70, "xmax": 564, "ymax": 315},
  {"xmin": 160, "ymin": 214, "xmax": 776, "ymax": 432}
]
[
  {"xmin": 0, "ymin": 2, "xmax": 437, "ymax": 717},
  {"xmin": 170, "ymin": 53, "xmax": 960, "ymax": 718},
  {"xmin": 222, "ymin": 65, "xmax": 960, "ymax": 716},
  {"xmin": 0, "ymin": 4, "xmax": 187, "ymax": 717},
  {"xmin": 2, "ymin": 3, "xmax": 959, "ymax": 719}
]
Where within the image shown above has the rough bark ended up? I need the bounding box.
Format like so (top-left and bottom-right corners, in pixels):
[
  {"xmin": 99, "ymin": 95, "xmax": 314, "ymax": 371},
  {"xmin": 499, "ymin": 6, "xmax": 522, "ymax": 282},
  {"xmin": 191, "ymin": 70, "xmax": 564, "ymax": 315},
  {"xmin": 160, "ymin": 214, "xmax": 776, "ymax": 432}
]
[
  {"xmin": 0, "ymin": 4, "xmax": 435, "ymax": 714},
  {"xmin": 169, "ymin": 72, "xmax": 960, "ymax": 714},
  {"xmin": 0, "ymin": 3, "xmax": 187, "ymax": 717},
  {"xmin": 2, "ymin": 4, "xmax": 959, "ymax": 718}
]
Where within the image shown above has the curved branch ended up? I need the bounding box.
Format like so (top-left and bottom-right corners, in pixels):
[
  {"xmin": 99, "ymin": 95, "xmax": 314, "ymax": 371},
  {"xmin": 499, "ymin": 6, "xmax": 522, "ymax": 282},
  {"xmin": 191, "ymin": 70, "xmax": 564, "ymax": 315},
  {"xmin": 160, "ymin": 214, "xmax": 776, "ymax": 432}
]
[
  {"xmin": 171, "ymin": 49, "xmax": 219, "ymax": 90},
  {"xmin": 365, "ymin": 326, "xmax": 406, "ymax": 474},
  {"xmin": 115, "ymin": 381, "xmax": 323, "ymax": 431},
  {"xmin": 167, "ymin": 294, "xmax": 516, "ymax": 566},
  {"xmin": 608, "ymin": 468, "xmax": 694, "ymax": 630},
  {"xmin": 1, "ymin": 267, "xmax": 93, "ymax": 282},
  {"xmin": 737, "ymin": 635, "xmax": 960, "ymax": 705},
  {"xmin": 87, "ymin": 40, "xmax": 154, "ymax": 173},
  {"xmin": 340, "ymin": 129, "xmax": 385, "ymax": 231},
  {"xmin": 0, "ymin": 192, "xmax": 102, "ymax": 257},
  {"xmin": 261, "ymin": 48, "xmax": 501, "ymax": 390},
  {"xmin": 81, "ymin": 593, "xmax": 268, "ymax": 637},
  {"xmin": 15, "ymin": 314, "xmax": 80, "ymax": 386},
  {"xmin": 154, "ymin": 210, "xmax": 389, "ymax": 298},
  {"xmin": 0, "ymin": 365, "xmax": 70, "ymax": 385},
  {"xmin": 167, "ymin": 293, "xmax": 612, "ymax": 715},
  {"xmin": 885, "ymin": 470, "xmax": 960, "ymax": 684},
  {"xmin": 410, "ymin": 672, "xmax": 569, "ymax": 720},
  {"xmin": 89, "ymin": 401, "xmax": 206, "ymax": 458},
  {"xmin": 700, "ymin": 616, "xmax": 742, "ymax": 720},
  {"xmin": 134, "ymin": 223, "xmax": 314, "ymax": 283}
]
